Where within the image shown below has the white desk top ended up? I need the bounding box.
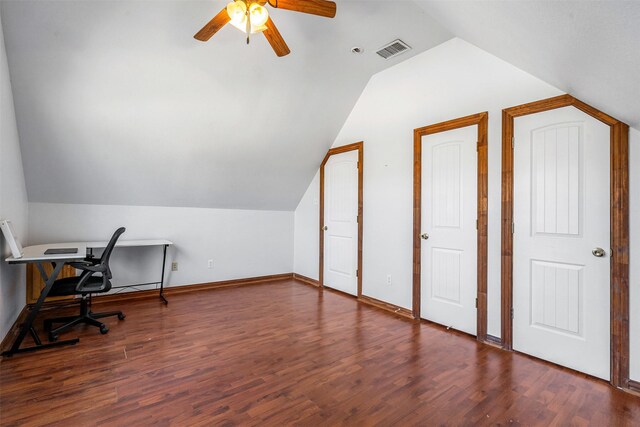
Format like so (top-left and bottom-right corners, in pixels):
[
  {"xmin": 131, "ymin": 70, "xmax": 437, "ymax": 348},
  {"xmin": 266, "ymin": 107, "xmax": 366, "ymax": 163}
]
[
  {"xmin": 5, "ymin": 239, "xmax": 173, "ymax": 263},
  {"xmin": 6, "ymin": 243, "xmax": 87, "ymax": 263},
  {"xmin": 85, "ymin": 239, "xmax": 173, "ymax": 249}
]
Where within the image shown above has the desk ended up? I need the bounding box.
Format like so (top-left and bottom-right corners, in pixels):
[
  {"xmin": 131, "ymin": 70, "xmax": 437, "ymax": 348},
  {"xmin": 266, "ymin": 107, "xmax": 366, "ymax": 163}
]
[
  {"xmin": 3, "ymin": 244, "xmax": 86, "ymax": 356},
  {"xmin": 84, "ymin": 239, "xmax": 173, "ymax": 304},
  {"xmin": 3, "ymin": 239, "xmax": 172, "ymax": 356}
]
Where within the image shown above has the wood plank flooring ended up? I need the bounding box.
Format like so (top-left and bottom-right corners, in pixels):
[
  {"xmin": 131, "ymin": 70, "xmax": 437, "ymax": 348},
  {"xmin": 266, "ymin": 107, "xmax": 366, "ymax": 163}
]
[{"xmin": 1, "ymin": 279, "xmax": 639, "ymax": 426}]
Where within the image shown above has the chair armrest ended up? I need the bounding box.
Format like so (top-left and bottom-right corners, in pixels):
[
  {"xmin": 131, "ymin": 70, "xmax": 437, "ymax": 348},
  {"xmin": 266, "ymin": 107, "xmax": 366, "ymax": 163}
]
[
  {"xmin": 73, "ymin": 268, "xmax": 110, "ymax": 293},
  {"xmin": 83, "ymin": 255, "xmax": 100, "ymax": 264},
  {"xmin": 69, "ymin": 261, "xmax": 107, "ymax": 274},
  {"xmin": 69, "ymin": 261, "xmax": 92, "ymax": 269}
]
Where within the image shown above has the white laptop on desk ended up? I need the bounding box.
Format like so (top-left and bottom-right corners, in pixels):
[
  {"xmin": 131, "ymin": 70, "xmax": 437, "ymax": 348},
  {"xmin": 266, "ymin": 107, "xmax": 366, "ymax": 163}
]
[{"xmin": 0, "ymin": 219, "xmax": 24, "ymax": 259}]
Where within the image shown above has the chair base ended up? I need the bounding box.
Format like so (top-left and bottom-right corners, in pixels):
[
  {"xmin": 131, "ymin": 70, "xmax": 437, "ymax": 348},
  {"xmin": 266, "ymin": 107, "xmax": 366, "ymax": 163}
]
[{"xmin": 44, "ymin": 297, "xmax": 125, "ymax": 342}]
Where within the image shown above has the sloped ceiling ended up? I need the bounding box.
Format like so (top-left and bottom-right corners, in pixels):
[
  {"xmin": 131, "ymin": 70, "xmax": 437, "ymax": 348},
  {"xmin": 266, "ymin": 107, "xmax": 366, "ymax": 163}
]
[
  {"xmin": 4, "ymin": 1, "xmax": 638, "ymax": 212},
  {"xmin": 414, "ymin": 0, "xmax": 640, "ymax": 129},
  {"xmin": 0, "ymin": 0, "xmax": 452, "ymax": 210}
]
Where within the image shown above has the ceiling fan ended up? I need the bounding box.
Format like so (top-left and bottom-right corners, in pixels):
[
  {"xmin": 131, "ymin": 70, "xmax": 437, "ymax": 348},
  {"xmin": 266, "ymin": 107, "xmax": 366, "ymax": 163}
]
[{"xmin": 194, "ymin": 0, "xmax": 337, "ymax": 57}]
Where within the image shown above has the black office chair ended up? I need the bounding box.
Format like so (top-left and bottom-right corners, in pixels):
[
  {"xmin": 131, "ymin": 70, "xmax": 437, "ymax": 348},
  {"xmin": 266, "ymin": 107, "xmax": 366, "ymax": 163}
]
[{"xmin": 44, "ymin": 227, "xmax": 126, "ymax": 341}]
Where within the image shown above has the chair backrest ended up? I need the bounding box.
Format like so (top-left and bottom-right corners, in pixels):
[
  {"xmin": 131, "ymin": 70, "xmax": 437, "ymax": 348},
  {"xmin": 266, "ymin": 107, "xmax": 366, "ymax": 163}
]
[
  {"xmin": 99, "ymin": 227, "xmax": 126, "ymax": 279},
  {"xmin": 74, "ymin": 227, "xmax": 125, "ymax": 293}
]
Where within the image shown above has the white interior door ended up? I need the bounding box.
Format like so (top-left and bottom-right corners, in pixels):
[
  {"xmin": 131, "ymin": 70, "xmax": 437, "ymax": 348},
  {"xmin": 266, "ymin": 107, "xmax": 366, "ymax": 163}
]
[
  {"xmin": 420, "ymin": 125, "xmax": 478, "ymax": 335},
  {"xmin": 513, "ymin": 106, "xmax": 610, "ymax": 380},
  {"xmin": 323, "ymin": 150, "xmax": 359, "ymax": 295}
]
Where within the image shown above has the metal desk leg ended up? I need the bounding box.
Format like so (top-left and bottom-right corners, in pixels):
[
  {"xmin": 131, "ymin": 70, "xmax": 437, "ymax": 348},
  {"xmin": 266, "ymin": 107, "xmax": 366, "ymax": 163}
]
[
  {"xmin": 159, "ymin": 244, "xmax": 168, "ymax": 305},
  {"xmin": 2, "ymin": 262, "xmax": 79, "ymax": 357}
]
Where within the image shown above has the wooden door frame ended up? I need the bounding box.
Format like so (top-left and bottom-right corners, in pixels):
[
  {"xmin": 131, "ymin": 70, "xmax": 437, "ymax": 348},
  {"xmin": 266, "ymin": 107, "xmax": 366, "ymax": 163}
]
[
  {"xmin": 501, "ymin": 94, "xmax": 629, "ymax": 389},
  {"xmin": 413, "ymin": 112, "xmax": 489, "ymax": 341},
  {"xmin": 319, "ymin": 141, "xmax": 364, "ymax": 297}
]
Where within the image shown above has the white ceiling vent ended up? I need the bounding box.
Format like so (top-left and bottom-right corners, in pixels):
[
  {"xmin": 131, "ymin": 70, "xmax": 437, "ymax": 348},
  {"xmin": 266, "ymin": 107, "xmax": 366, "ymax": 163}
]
[{"xmin": 376, "ymin": 39, "xmax": 411, "ymax": 59}]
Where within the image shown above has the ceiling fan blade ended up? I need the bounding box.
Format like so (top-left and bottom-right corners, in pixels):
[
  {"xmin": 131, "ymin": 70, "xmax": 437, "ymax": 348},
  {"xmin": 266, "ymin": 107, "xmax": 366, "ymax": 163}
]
[
  {"xmin": 194, "ymin": 8, "xmax": 231, "ymax": 41},
  {"xmin": 269, "ymin": 0, "xmax": 336, "ymax": 18},
  {"xmin": 263, "ymin": 17, "xmax": 290, "ymax": 57}
]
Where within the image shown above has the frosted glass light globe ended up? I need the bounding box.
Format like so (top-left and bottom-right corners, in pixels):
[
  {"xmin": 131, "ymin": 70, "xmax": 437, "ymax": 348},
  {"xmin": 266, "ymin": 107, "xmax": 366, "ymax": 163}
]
[
  {"xmin": 249, "ymin": 3, "xmax": 269, "ymax": 27},
  {"xmin": 226, "ymin": 1, "xmax": 247, "ymax": 26}
]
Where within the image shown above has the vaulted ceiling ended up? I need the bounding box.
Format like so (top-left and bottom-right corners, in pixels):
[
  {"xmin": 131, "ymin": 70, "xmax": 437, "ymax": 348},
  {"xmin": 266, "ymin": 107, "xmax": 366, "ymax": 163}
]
[
  {"xmin": 414, "ymin": 0, "xmax": 640, "ymax": 129},
  {"xmin": 1, "ymin": 0, "xmax": 638, "ymax": 211},
  {"xmin": 0, "ymin": 0, "xmax": 452, "ymax": 210}
]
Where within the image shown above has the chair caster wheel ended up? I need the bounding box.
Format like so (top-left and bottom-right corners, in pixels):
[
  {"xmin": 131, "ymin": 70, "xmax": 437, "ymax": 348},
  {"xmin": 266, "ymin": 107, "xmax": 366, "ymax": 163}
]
[
  {"xmin": 100, "ymin": 325, "xmax": 109, "ymax": 334},
  {"xmin": 118, "ymin": 313, "xmax": 126, "ymax": 320},
  {"xmin": 49, "ymin": 333, "xmax": 58, "ymax": 342}
]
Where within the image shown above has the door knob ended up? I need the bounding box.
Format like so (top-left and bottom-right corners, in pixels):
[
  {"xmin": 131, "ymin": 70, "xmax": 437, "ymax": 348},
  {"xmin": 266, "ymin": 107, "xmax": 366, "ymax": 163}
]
[
  {"xmin": 421, "ymin": 233, "xmax": 429, "ymax": 240},
  {"xmin": 592, "ymin": 247, "xmax": 606, "ymax": 257},
  {"xmin": 323, "ymin": 226, "xmax": 328, "ymax": 231}
]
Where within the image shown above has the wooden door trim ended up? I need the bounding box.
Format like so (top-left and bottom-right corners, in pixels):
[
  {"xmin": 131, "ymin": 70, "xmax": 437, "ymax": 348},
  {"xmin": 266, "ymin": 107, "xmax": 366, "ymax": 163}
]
[
  {"xmin": 501, "ymin": 94, "xmax": 629, "ymax": 389},
  {"xmin": 319, "ymin": 141, "xmax": 364, "ymax": 297},
  {"xmin": 412, "ymin": 112, "xmax": 489, "ymax": 342}
]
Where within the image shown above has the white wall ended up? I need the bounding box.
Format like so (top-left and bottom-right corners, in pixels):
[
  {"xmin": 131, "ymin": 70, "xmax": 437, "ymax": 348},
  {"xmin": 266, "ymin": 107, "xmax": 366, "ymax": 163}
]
[
  {"xmin": 293, "ymin": 38, "xmax": 564, "ymax": 337},
  {"xmin": 293, "ymin": 171, "xmax": 320, "ymax": 280},
  {"xmin": 29, "ymin": 203, "xmax": 293, "ymax": 289},
  {"xmin": 0, "ymin": 12, "xmax": 28, "ymax": 340}
]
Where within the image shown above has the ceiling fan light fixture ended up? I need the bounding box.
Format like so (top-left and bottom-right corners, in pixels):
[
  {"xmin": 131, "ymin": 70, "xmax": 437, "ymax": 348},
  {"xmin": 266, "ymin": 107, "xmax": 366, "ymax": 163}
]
[
  {"xmin": 249, "ymin": 3, "xmax": 269, "ymax": 27},
  {"xmin": 228, "ymin": 21, "xmax": 267, "ymax": 34},
  {"xmin": 226, "ymin": 0, "xmax": 269, "ymax": 34},
  {"xmin": 195, "ymin": 0, "xmax": 336, "ymax": 56},
  {"xmin": 226, "ymin": 0, "xmax": 247, "ymax": 25}
]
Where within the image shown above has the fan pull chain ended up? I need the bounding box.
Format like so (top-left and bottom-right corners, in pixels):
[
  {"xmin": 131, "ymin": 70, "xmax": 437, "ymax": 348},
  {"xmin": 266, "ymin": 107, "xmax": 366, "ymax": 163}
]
[{"xmin": 246, "ymin": 7, "xmax": 251, "ymax": 44}]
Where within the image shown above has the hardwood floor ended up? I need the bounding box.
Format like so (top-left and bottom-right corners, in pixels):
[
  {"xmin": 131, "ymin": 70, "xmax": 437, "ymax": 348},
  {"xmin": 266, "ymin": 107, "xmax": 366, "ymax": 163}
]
[{"xmin": 1, "ymin": 279, "xmax": 639, "ymax": 426}]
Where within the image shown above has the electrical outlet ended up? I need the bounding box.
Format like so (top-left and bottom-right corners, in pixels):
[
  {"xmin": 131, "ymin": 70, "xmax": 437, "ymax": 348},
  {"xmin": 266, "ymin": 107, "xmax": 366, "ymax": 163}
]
[
  {"xmin": 386, "ymin": 274, "xmax": 392, "ymax": 285},
  {"xmin": 207, "ymin": 259, "xmax": 213, "ymax": 269},
  {"xmin": 172, "ymin": 262, "xmax": 178, "ymax": 271}
]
